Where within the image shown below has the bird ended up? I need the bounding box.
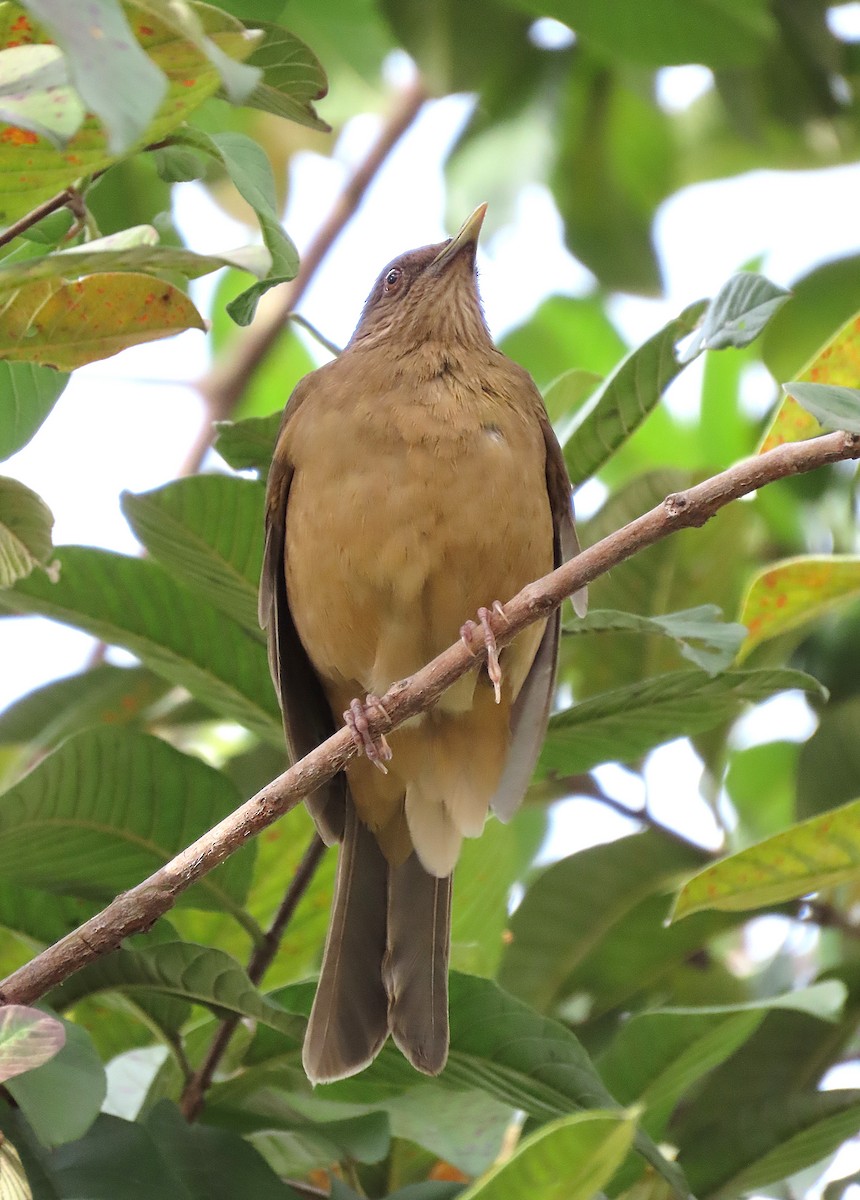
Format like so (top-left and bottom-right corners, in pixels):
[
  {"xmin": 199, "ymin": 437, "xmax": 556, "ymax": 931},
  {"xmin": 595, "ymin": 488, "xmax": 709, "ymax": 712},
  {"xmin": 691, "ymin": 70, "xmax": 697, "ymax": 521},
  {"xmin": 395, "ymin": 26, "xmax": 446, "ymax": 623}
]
[{"xmin": 260, "ymin": 203, "xmax": 585, "ymax": 1085}]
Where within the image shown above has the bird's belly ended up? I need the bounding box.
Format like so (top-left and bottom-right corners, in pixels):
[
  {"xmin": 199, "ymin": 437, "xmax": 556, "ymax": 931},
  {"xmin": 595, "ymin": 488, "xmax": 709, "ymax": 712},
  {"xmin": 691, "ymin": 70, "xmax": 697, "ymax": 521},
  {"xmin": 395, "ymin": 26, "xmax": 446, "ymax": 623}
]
[{"xmin": 285, "ymin": 415, "xmax": 553, "ymax": 699}]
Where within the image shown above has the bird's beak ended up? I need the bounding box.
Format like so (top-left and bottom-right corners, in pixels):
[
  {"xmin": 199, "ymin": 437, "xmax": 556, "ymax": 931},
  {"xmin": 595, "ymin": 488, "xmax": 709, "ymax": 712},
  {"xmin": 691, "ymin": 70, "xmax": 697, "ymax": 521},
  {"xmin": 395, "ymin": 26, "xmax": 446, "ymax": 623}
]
[{"xmin": 432, "ymin": 202, "xmax": 487, "ymax": 268}]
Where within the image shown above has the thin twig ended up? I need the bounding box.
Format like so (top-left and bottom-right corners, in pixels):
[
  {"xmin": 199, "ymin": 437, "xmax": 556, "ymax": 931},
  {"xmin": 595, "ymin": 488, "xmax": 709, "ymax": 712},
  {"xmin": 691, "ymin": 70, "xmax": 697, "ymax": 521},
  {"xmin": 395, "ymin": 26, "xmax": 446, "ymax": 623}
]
[
  {"xmin": 1, "ymin": 429, "xmax": 858, "ymax": 1007},
  {"xmin": 179, "ymin": 833, "xmax": 326, "ymax": 1120},
  {"xmin": 0, "ymin": 186, "xmax": 80, "ymax": 250},
  {"xmin": 535, "ymin": 773, "xmax": 720, "ymax": 859},
  {"xmin": 182, "ymin": 76, "xmax": 428, "ymax": 476}
]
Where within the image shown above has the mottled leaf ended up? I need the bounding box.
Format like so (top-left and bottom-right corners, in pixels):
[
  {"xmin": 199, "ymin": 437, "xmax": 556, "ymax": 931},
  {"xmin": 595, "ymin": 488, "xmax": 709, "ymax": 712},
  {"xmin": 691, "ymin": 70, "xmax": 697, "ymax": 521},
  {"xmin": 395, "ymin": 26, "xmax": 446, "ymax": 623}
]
[
  {"xmin": 738, "ymin": 557, "xmax": 860, "ymax": 660},
  {"xmin": 0, "ymin": 272, "xmax": 205, "ymax": 369},
  {"xmin": 673, "ymin": 797, "xmax": 860, "ymax": 920}
]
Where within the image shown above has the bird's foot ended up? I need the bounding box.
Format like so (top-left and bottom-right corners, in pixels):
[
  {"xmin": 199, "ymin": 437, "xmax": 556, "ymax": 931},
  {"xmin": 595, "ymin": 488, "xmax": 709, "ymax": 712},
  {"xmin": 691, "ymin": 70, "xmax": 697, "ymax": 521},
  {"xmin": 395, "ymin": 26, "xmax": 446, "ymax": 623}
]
[
  {"xmin": 460, "ymin": 603, "xmax": 506, "ymax": 704},
  {"xmin": 344, "ymin": 695, "xmax": 393, "ymax": 774}
]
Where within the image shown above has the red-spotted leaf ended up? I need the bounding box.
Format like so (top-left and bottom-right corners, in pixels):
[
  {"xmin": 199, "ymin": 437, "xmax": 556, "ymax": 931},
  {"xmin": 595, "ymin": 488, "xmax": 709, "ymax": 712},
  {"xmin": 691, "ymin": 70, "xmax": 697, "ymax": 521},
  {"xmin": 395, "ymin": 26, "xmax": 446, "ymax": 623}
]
[
  {"xmin": 0, "ymin": 1006, "xmax": 65, "ymax": 1083},
  {"xmin": 0, "ymin": 272, "xmax": 205, "ymax": 368},
  {"xmin": 21, "ymin": 0, "xmax": 168, "ymax": 153},
  {"xmin": 0, "ymin": 43, "xmax": 84, "ymax": 146},
  {"xmin": 738, "ymin": 557, "xmax": 860, "ymax": 660},
  {"xmin": 0, "ymin": 2, "xmax": 256, "ymax": 221},
  {"xmin": 672, "ymin": 796, "xmax": 860, "ymax": 920},
  {"xmin": 759, "ymin": 311, "xmax": 860, "ymax": 452}
]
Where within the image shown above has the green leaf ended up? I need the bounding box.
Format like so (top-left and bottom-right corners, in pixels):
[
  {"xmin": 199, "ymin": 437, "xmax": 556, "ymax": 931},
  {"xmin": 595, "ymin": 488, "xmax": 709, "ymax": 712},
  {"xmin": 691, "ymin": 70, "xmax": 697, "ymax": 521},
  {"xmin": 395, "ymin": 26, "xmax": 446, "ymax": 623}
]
[
  {"xmin": 452, "ymin": 808, "xmax": 546, "ymax": 978},
  {"xmin": 564, "ymin": 605, "xmax": 747, "ymax": 676},
  {"xmin": 498, "ymin": 831, "xmax": 706, "ymax": 1014},
  {"xmin": 137, "ymin": 0, "xmax": 262, "ymax": 103},
  {"xmin": 552, "ymin": 61, "xmax": 672, "ymax": 295},
  {"xmin": 0, "ymin": 1107, "xmax": 188, "ymax": 1196},
  {"xmin": 144, "ymin": 1099, "xmax": 306, "ymax": 1199},
  {"xmin": 319, "ymin": 973, "xmax": 689, "ymax": 1198},
  {"xmin": 784, "ymin": 380, "xmax": 860, "ymax": 433},
  {"xmin": 537, "ymin": 668, "xmax": 824, "ymax": 780},
  {"xmin": 672, "ymin": 796, "xmax": 860, "ymax": 920},
  {"xmin": 242, "ymin": 21, "xmax": 329, "ymax": 131},
  {"xmin": 563, "ymin": 301, "xmax": 707, "ymax": 486},
  {"xmin": 680, "ymin": 272, "xmax": 790, "ymax": 361},
  {"xmin": 738, "ymin": 556, "xmax": 860, "ymax": 660},
  {"xmin": 6, "ymin": 1015, "xmax": 105, "ymax": 1147},
  {"xmin": 0, "ymin": 273, "xmax": 206, "ymax": 369},
  {"xmin": 762, "ymin": 259, "xmax": 860, "ymax": 384},
  {"xmin": 0, "ymin": 728, "xmax": 255, "ymax": 920},
  {"xmin": 0, "ymin": 1006, "xmax": 65, "ymax": 1084},
  {"xmin": 169, "ymin": 128, "xmax": 299, "ymax": 324},
  {"xmin": 459, "ymin": 1109, "xmax": 637, "ymax": 1200},
  {"xmin": 0, "ymin": 545, "xmax": 283, "ymax": 743},
  {"xmin": 0, "ymin": 475, "xmax": 54, "ymax": 587},
  {"xmin": 0, "ymin": 2, "xmax": 258, "ymax": 221},
  {"xmin": 121, "ymin": 475, "xmax": 265, "ymax": 635},
  {"xmin": 48, "ymin": 941, "xmax": 305, "ymax": 1039},
  {"xmin": 797, "ymin": 699, "xmax": 860, "ymax": 820},
  {"xmin": 0, "ymin": 663, "xmax": 170, "ymax": 751},
  {"xmin": 674, "ymin": 1006, "xmax": 860, "ymax": 1198},
  {"xmin": 22, "ymin": 0, "xmax": 168, "ymax": 154},
  {"xmin": 499, "ymin": 295, "xmax": 627, "ymax": 392},
  {"xmin": 503, "ymin": 0, "xmax": 775, "ymax": 68},
  {"xmin": 251, "ymin": 1113, "xmax": 392, "ymax": 1177},
  {"xmin": 0, "ymin": 361, "xmax": 68, "ymax": 461},
  {"xmin": 598, "ymin": 984, "xmax": 845, "ymax": 1138},
  {"xmin": 214, "ymin": 411, "xmax": 282, "ymax": 473},
  {"xmin": 0, "ymin": 225, "xmax": 272, "ymax": 291}
]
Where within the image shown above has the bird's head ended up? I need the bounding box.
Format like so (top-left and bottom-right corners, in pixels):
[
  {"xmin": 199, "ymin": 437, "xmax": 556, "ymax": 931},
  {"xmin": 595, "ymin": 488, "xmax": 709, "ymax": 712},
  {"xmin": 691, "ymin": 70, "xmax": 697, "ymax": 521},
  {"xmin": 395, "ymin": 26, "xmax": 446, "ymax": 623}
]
[{"xmin": 349, "ymin": 203, "xmax": 491, "ymax": 352}]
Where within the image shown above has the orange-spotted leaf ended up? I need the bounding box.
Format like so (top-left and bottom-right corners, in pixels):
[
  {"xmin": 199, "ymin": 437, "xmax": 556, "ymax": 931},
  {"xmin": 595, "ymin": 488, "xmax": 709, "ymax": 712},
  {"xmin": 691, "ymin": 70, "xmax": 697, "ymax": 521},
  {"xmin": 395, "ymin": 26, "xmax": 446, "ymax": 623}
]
[
  {"xmin": 0, "ymin": 272, "xmax": 205, "ymax": 369},
  {"xmin": 759, "ymin": 310, "xmax": 860, "ymax": 452},
  {"xmin": 782, "ymin": 381, "xmax": 860, "ymax": 434},
  {"xmin": 671, "ymin": 796, "xmax": 860, "ymax": 920},
  {"xmin": 738, "ymin": 556, "xmax": 860, "ymax": 660},
  {"xmin": 0, "ymin": 1, "xmax": 256, "ymax": 221}
]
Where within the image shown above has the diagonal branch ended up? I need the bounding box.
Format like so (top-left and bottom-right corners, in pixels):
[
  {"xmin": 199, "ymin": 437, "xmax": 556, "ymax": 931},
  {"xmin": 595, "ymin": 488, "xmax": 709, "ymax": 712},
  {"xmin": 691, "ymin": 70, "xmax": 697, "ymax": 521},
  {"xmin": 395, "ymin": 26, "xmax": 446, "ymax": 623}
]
[
  {"xmin": 180, "ymin": 76, "xmax": 429, "ymax": 475},
  {"xmin": 1, "ymin": 429, "xmax": 858, "ymax": 1007}
]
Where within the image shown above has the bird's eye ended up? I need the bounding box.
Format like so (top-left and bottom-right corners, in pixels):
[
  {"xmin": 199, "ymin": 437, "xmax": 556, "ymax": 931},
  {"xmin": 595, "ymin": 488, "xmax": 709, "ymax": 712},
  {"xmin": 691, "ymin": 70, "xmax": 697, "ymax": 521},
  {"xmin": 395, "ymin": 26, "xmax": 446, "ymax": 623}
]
[{"xmin": 383, "ymin": 266, "xmax": 402, "ymax": 294}]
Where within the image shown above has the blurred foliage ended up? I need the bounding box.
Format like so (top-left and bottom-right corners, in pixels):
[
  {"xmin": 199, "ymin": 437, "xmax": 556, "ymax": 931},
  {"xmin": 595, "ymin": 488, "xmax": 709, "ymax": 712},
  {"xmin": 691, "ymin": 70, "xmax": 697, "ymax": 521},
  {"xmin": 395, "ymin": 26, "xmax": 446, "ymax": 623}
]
[{"xmin": 1, "ymin": 0, "xmax": 860, "ymax": 1197}]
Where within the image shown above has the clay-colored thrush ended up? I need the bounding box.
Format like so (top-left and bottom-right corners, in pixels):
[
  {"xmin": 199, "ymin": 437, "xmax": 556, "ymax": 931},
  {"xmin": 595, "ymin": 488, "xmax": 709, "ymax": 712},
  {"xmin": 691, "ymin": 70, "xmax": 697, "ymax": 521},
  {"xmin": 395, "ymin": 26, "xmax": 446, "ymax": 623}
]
[{"xmin": 260, "ymin": 204, "xmax": 584, "ymax": 1084}]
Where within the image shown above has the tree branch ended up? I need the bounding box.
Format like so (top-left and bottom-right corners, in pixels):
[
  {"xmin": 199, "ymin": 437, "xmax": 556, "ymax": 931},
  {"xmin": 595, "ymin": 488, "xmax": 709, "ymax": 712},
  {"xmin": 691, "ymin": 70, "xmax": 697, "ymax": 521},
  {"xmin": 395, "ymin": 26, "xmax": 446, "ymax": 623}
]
[
  {"xmin": 180, "ymin": 76, "xmax": 429, "ymax": 476},
  {"xmin": 179, "ymin": 833, "xmax": 326, "ymax": 1120},
  {"xmin": 1, "ymin": 429, "xmax": 857, "ymax": 1007}
]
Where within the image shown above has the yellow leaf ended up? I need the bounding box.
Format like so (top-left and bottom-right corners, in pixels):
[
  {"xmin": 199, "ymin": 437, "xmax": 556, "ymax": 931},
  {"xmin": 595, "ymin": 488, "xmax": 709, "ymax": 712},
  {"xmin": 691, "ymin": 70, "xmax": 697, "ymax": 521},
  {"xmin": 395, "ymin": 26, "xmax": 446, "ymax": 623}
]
[
  {"xmin": 0, "ymin": 272, "xmax": 205, "ymax": 368},
  {"xmin": 672, "ymin": 796, "xmax": 860, "ymax": 920},
  {"xmin": 759, "ymin": 311, "xmax": 860, "ymax": 452},
  {"xmin": 737, "ymin": 556, "xmax": 860, "ymax": 660}
]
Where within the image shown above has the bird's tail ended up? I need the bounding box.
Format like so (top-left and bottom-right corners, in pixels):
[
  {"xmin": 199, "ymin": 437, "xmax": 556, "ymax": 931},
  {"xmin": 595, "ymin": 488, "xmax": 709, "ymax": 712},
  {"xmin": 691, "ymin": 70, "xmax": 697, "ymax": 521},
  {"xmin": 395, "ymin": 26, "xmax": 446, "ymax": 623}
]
[{"xmin": 302, "ymin": 801, "xmax": 452, "ymax": 1084}]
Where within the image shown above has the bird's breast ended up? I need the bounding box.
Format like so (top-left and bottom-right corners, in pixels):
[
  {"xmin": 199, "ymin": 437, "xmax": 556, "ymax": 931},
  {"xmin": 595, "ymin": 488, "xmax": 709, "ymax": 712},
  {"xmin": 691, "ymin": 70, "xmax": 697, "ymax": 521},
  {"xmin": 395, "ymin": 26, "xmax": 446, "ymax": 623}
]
[{"xmin": 284, "ymin": 370, "xmax": 553, "ymax": 694}]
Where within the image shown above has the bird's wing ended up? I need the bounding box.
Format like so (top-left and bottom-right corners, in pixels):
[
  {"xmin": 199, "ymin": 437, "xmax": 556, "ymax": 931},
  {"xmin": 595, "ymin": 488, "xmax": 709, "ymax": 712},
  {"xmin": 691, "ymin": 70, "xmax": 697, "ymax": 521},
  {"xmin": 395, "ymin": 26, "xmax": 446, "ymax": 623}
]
[
  {"xmin": 260, "ymin": 397, "xmax": 347, "ymax": 843},
  {"xmin": 491, "ymin": 412, "xmax": 584, "ymax": 821}
]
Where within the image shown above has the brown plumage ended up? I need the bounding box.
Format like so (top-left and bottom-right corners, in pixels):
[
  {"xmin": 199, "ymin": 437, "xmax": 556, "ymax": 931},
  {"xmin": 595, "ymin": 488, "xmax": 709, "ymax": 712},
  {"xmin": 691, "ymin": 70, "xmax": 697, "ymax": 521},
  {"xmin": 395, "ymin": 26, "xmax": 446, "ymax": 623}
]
[{"xmin": 260, "ymin": 204, "xmax": 584, "ymax": 1084}]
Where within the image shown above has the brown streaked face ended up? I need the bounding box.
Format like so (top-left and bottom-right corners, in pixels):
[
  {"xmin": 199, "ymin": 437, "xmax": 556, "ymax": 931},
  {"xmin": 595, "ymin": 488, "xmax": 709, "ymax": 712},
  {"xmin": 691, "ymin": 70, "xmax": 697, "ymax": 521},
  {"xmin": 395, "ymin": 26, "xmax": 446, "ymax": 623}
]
[{"xmin": 349, "ymin": 205, "xmax": 491, "ymax": 349}]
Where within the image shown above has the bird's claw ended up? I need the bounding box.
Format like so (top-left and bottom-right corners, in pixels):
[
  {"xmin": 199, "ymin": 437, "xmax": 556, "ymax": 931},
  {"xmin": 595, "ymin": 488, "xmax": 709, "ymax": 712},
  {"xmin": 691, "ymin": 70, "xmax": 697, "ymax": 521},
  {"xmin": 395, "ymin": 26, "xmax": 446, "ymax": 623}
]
[
  {"xmin": 344, "ymin": 695, "xmax": 392, "ymax": 773},
  {"xmin": 460, "ymin": 604, "xmax": 504, "ymax": 704}
]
